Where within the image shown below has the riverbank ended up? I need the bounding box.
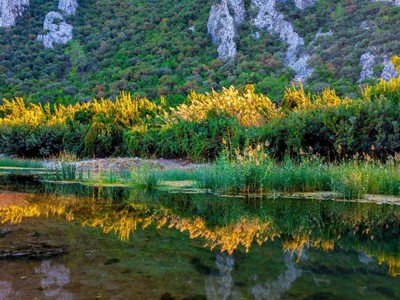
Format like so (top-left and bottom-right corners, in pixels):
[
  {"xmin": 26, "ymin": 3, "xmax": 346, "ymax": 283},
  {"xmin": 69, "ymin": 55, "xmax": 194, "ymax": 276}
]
[{"xmin": 1, "ymin": 155, "xmax": 400, "ymax": 203}]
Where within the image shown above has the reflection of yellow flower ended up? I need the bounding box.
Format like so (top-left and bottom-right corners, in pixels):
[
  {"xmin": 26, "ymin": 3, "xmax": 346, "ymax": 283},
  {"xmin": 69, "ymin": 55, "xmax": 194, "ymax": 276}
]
[
  {"xmin": 2, "ymin": 193, "xmax": 399, "ymax": 278},
  {"xmin": 377, "ymin": 254, "xmax": 400, "ymax": 277},
  {"xmin": 164, "ymin": 216, "xmax": 273, "ymax": 254}
]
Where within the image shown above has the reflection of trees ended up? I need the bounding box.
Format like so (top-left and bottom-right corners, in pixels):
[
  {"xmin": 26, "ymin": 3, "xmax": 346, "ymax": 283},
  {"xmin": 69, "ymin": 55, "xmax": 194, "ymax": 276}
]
[{"xmin": 1, "ymin": 192, "xmax": 400, "ymax": 276}]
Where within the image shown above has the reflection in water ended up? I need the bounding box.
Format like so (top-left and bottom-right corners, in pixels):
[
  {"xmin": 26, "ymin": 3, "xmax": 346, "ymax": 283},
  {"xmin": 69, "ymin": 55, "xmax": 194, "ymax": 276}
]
[
  {"xmin": 359, "ymin": 251, "xmax": 374, "ymax": 265},
  {"xmin": 205, "ymin": 253, "xmax": 237, "ymax": 300},
  {"xmin": 35, "ymin": 260, "xmax": 72, "ymax": 299},
  {"xmin": 251, "ymin": 253, "xmax": 302, "ymax": 300},
  {"xmin": 0, "ymin": 187, "xmax": 400, "ymax": 277},
  {"xmin": 0, "ymin": 281, "xmax": 14, "ymax": 299}
]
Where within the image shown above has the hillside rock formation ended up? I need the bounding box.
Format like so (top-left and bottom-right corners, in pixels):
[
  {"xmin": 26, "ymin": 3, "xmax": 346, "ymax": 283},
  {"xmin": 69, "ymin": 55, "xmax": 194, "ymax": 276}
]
[
  {"xmin": 37, "ymin": 12, "xmax": 73, "ymax": 48},
  {"xmin": 358, "ymin": 52, "xmax": 376, "ymax": 82},
  {"xmin": 208, "ymin": 0, "xmax": 314, "ymax": 81},
  {"xmin": 58, "ymin": 0, "xmax": 78, "ymax": 16},
  {"xmin": 251, "ymin": 0, "xmax": 313, "ymax": 82},
  {"xmin": 37, "ymin": 0, "xmax": 78, "ymax": 48},
  {"xmin": 373, "ymin": 0, "xmax": 400, "ymax": 6},
  {"xmin": 207, "ymin": 0, "xmax": 245, "ymax": 61},
  {"xmin": 358, "ymin": 52, "xmax": 398, "ymax": 82},
  {"xmin": 0, "ymin": 0, "xmax": 29, "ymax": 27},
  {"xmin": 381, "ymin": 59, "xmax": 399, "ymax": 81},
  {"xmin": 294, "ymin": 0, "xmax": 317, "ymax": 10}
]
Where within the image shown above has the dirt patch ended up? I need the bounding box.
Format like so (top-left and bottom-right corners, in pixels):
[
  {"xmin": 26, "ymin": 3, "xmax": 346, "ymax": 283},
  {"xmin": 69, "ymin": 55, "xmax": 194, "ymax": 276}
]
[
  {"xmin": 0, "ymin": 192, "xmax": 30, "ymax": 207},
  {"xmin": 45, "ymin": 157, "xmax": 206, "ymax": 174}
]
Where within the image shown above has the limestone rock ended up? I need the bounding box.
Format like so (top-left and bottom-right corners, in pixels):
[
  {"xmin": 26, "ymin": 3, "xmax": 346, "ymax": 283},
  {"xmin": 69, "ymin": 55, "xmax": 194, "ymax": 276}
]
[
  {"xmin": 294, "ymin": 0, "xmax": 317, "ymax": 10},
  {"xmin": 358, "ymin": 52, "xmax": 376, "ymax": 82},
  {"xmin": 251, "ymin": 0, "xmax": 313, "ymax": 82},
  {"xmin": 381, "ymin": 59, "xmax": 399, "ymax": 81},
  {"xmin": 37, "ymin": 11, "xmax": 73, "ymax": 49},
  {"xmin": 372, "ymin": 0, "xmax": 400, "ymax": 6},
  {"xmin": 207, "ymin": 0, "xmax": 245, "ymax": 61},
  {"xmin": 0, "ymin": 0, "xmax": 29, "ymax": 27},
  {"xmin": 58, "ymin": 0, "xmax": 78, "ymax": 16}
]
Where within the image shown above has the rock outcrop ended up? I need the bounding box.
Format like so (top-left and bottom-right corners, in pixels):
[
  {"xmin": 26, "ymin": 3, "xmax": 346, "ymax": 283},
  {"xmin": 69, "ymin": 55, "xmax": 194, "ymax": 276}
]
[
  {"xmin": 58, "ymin": 0, "xmax": 78, "ymax": 16},
  {"xmin": 0, "ymin": 0, "xmax": 29, "ymax": 27},
  {"xmin": 207, "ymin": 0, "xmax": 245, "ymax": 61},
  {"xmin": 373, "ymin": 0, "xmax": 400, "ymax": 6},
  {"xmin": 294, "ymin": 0, "xmax": 317, "ymax": 10},
  {"xmin": 381, "ymin": 59, "xmax": 399, "ymax": 81},
  {"xmin": 358, "ymin": 52, "xmax": 376, "ymax": 82},
  {"xmin": 37, "ymin": 12, "xmax": 73, "ymax": 48},
  {"xmin": 251, "ymin": 0, "xmax": 313, "ymax": 82},
  {"xmin": 208, "ymin": 0, "xmax": 314, "ymax": 81},
  {"xmin": 358, "ymin": 53, "xmax": 399, "ymax": 82}
]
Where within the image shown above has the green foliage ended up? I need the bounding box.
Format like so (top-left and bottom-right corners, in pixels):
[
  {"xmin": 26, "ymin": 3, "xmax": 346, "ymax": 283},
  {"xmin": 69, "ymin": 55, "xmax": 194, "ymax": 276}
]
[
  {"xmin": 2, "ymin": 0, "xmax": 399, "ymax": 101},
  {"xmin": 124, "ymin": 111, "xmax": 243, "ymax": 161},
  {"xmin": 0, "ymin": 124, "xmax": 66, "ymax": 157}
]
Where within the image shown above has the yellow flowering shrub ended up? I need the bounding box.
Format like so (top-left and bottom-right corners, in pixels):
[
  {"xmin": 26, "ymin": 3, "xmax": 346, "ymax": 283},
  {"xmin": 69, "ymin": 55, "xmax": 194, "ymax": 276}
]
[
  {"xmin": 391, "ymin": 55, "xmax": 400, "ymax": 71},
  {"xmin": 281, "ymin": 83, "xmax": 349, "ymax": 111},
  {"xmin": 362, "ymin": 77, "xmax": 400, "ymax": 101},
  {"xmin": 280, "ymin": 83, "xmax": 311, "ymax": 111},
  {"xmin": 169, "ymin": 85, "xmax": 279, "ymax": 127}
]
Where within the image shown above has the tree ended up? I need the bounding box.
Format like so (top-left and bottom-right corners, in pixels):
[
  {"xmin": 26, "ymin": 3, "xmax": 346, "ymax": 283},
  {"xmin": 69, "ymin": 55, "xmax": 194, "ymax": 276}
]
[{"xmin": 65, "ymin": 41, "xmax": 87, "ymax": 72}]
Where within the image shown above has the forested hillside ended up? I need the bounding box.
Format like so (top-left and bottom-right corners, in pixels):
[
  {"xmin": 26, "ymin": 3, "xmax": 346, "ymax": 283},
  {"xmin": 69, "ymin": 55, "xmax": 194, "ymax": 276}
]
[{"xmin": 0, "ymin": 0, "xmax": 399, "ymax": 103}]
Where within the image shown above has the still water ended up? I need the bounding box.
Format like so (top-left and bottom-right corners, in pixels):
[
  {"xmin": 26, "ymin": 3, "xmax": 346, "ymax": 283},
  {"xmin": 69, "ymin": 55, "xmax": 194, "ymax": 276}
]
[{"xmin": 0, "ymin": 177, "xmax": 399, "ymax": 299}]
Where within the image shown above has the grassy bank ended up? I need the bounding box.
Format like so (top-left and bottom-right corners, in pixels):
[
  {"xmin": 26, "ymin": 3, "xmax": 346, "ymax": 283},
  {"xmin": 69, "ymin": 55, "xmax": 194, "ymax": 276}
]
[
  {"xmin": 195, "ymin": 151, "xmax": 400, "ymax": 199},
  {"xmin": 32, "ymin": 151, "xmax": 399, "ymax": 199}
]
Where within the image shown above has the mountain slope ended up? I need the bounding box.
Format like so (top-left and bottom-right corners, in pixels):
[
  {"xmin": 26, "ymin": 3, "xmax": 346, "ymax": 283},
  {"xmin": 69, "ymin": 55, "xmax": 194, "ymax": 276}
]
[{"xmin": 0, "ymin": 0, "xmax": 399, "ymax": 103}]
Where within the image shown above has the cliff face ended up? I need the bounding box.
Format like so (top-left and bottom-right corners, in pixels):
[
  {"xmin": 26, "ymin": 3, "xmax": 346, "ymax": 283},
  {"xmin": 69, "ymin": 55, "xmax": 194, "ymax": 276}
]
[
  {"xmin": 208, "ymin": 0, "xmax": 313, "ymax": 82},
  {"xmin": 207, "ymin": 0, "xmax": 245, "ymax": 61},
  {"xmin": 37, "ymin": 12, "xmax": 73, "ymax": 48},
  {"xmin": 250, "ymin": 0, "xmax": 313, "ymax": 82},
  {"xmin": 58, "ymin": 0, "xmax": 78, "ymax": 16},
  {"xmin": 294, "ymin": 0, "xmax": 317, "ymax": 10},
  {"xmin": 0, "ymin": 0, "xmax": 29, "ymax": 27},
  {"xmin": 208, "ymin": 0, "xmax": 399, "ymax": 83},
  {"xmin": 37, "ymin": 0, "xmax": 77, "ymax": 48}
]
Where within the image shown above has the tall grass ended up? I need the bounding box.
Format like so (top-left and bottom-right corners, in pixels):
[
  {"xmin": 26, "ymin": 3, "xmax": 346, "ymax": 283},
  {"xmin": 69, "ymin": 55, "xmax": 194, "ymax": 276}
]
[
  {"xmin": 194, "ymin": 148, "xmax": 400, "ymax": 199},
  {"xmin": 132, "ymin": 166, "xmax": 160, "ymax": 190},
  {"xmin": 0, "ymin": 157, "xmax": 44, "ymax": 168}
]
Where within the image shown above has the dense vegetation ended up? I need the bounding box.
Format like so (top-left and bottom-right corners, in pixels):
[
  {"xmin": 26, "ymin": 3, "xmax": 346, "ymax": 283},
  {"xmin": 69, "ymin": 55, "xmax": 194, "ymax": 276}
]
[
  {"xmin": 0, "ymin": 0, "xmax": 399, "ymax": 103},
  {"xmin": 0, "ymin": 77, "xmax": 399, "ymax": 162}
]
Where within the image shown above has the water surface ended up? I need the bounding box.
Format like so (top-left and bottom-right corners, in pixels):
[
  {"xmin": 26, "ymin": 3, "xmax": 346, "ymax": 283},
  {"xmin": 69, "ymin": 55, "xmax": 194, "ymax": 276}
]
[{"xmin": 0, "ymin": 178, "xmax": 399, "ymax": 299}]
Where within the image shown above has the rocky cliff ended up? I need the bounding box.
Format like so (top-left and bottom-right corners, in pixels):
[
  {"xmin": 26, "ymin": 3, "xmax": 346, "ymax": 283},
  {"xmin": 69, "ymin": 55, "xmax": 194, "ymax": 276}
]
[
  {"xmin": 0, "ymin": 0, "xmax": 28, "ymax": 27},
  {"xmin": 58, "ymin": 0, "xmax": 78, "ymax": 16},
  {"xmin": 37, "ymin": 11, "xmax": 73, "ymax": 48},
  {"xmin": 208, "ymin": 0, "xmax": 399, "ymax": 83},
  {"xmin": 37, "ymin": 0, "xmax": 77, "ymax": 48},
  {"xmin": 208, "ymin": 0, "xmax": 314, "ymax": 82},
  {"xmin": 294, "ymin": 0, "xmax": 317, "ymax": 10}
]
